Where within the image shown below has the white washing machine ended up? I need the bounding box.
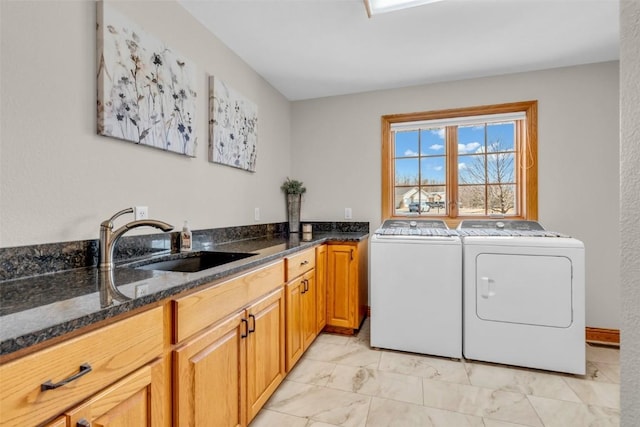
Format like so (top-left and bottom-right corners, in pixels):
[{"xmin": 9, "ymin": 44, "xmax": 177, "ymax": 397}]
[
  {"xmin": 370, "ymin": 219, "xmax": 462, "ymax": 358},
  {"xmin": 459, "ymin": 220, "xmax": 585, "ymax": 375}
]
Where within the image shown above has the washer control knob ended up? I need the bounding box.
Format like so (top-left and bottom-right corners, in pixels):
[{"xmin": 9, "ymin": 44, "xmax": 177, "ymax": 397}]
[
  {"xmin": 409, "ymin": 221, "xmax": 417, "ymax": 228},
  {"xmin": 496, "ymin": 221, "xmax": 505, "ymax": 229}
]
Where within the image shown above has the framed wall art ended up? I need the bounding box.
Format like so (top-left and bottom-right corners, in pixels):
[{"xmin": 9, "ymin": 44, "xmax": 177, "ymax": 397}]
[
  {"xmin": 97, "ymin": 1, "xmax": 197, "ymax": 157},
  {"xmin": 209, "ymin": 76, "xmax": 258, "ymax": 172}
]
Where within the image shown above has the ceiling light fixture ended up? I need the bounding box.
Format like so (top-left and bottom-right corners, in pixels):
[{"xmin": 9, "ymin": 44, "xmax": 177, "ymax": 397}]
[{"xmin": 364, "ymin": 0, "xmax": 445, "ymax": 17}]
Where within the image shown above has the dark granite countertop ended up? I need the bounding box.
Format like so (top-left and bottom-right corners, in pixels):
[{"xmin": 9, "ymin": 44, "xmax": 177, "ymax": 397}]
[{"xmin": 0, "ymin": 231, "xmax": 368, "ymax": 357}]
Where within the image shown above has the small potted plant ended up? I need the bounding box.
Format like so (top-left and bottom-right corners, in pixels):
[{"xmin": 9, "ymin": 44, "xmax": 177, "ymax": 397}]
[{"xmin": 281, "ymin": 178, "xmax": 306, "ymax": 233}]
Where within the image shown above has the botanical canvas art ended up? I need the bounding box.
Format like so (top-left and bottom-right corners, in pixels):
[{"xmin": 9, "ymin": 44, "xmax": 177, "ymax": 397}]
[
  {"xmin": 209, "ymin": 77, "xmax": 258, "ymax": 171},
  {"xmin": 97, "ymin": 2, "xmax": 197, "ymax": 156}
]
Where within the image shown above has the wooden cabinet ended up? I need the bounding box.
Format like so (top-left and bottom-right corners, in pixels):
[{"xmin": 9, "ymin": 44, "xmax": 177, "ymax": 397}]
[
  {"xmin": 245, "ymin": 289, "xmax": 286, "ymax": 422},
  {"xmin": 284, "ymin": 247, "xmax": 318, "ymax": 371},
  {"xmin": 0, "ymin": 307, "xmax": 164, "ymax": 427},
  {"xmin": 326, "ymin": 239, "xmax": 368, "ymax": 332},
  {"xmin": 174, "ymin": 311, "xmax": 246, "ymax": 427},
  {"xmin": 172, "ymin": 262, "xmax": 285, "ymax": 426},
  {"xmin": 1, "ymin": 240, "xmax": 363, "ymax": 427},
  {"xmin": 315, "ymin": 244, "xmax": 327, "ymax": 334},
  {"xmin": 285, "ymin": 270, "xmax": 316, "ymax": 371},
  {"xmin": 62, "ymin": 358, "xmax": 165, "ymax": 427}
]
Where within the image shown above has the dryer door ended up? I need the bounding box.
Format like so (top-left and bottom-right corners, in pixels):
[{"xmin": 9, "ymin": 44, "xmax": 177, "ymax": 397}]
[{"xmin": 475, "ymin": 253, "xmax": 573, "ymax": 327}]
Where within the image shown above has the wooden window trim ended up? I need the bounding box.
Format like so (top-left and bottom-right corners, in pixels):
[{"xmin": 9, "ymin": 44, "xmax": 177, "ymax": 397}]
[{"xmin": 381, "ymin": 100, "xmax": 538, "ymax": 227}]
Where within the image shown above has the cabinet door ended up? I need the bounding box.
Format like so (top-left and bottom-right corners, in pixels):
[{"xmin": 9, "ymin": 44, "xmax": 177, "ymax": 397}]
[
  {"xmin": 326, "ymin": 244, "xmax": 357, "ymax": 328},
  {"xmin": 315, "ymin": 245, "xmax": 327, "ymax": 334},
  {"xmin": 285, "ymin": 279, "xmax": 304, "ymax": 371},
  {"xmin": 64, "ymin": 358, "xmax": 165, "ymax": 427},
  {"xmin": 174, "ymin": 312, "xmax": 246, "ymax": 427},
  {"xmin": 301, "ymin": 270, "xmax": 317, "ymax": 350},
  {"xmin": 246, "ymin": 288, "xmax": 286, "ymax": 423}
]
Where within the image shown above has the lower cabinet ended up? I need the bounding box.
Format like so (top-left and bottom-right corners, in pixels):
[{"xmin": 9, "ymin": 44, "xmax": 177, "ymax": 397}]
[
  {"xmin": 326, "ymin": 240, "xmax": 369, "ymax": 332},
  {"xmin": 1, "ymin": 242, "xmax": 362, "ymax": 427},
  {"xmin": 246, "ymin": 289, "xmax": 286, "ymax": 421},
  {"xmin": 315, "ymin": 244, "xmax": 327, "ymax": 334},
  {"xmin": 58, "ymin": 358, "xmax": 165, "ymax": 427},
  {"xmin": 174, "ymin": 287, "xmax": 285, "ymax": 427},
  {"xmin": 285, "ymin": 270, "xmax": 316, "ymax": 371}
]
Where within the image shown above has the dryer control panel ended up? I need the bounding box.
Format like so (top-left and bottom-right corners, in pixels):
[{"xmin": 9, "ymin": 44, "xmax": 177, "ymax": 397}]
[
  {"xmin": 457, "ymin": 220, "xmax": 571, "ymax": 238},
  {"xmin": 458, "ymin": 220, "xmax": 545, "ymax": 231}
]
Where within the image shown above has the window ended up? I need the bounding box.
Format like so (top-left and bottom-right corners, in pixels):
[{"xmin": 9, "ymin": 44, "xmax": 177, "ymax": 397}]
[{"xmin": 381, "ymin": 101, "xmax": 538, "ymax": 224}]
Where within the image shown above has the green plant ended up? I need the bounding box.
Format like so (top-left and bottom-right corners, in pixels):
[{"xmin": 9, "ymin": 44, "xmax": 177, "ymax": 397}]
[{"xmin": 281, "ymin": 177, "xmax": 306, "ymax": 195}]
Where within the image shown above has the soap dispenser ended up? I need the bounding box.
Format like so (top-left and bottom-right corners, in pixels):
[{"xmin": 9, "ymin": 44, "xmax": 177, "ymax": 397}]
[{"xmin": 181, "ymin": 221, "xmax": 192, "ymax": 252}]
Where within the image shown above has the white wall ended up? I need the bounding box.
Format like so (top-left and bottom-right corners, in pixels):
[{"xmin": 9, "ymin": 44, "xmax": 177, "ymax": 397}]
[
  {"xmin": 0, "ymin": 2, "xmax": 623, "ymax": 331},
  {"xmin": 620, "ymin": 1, "xmax": 640, "ymax": 424},
  {"xmin": 291, "ymin": 62, "xmax": 620, "ymax": 329},
  {"xmin": 0, "ymin": 0, "xmax": 291, "ymax": 247}
]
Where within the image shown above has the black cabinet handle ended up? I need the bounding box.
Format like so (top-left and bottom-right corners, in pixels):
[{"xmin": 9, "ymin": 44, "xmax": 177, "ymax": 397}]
[
  {"xmin": 301, "ymin": 279, "xmax": 307, "ymax": 294},
  {"xmin": 241, "ymin": 318, "xmax": 249, "ymax": 338},
  {"xmin": 41, "ymin": 363, "xmax": 92, "ymax": 391},
  {"xmin": 248, "ymin": 314, "xmax": 256, "ymax": 334},
  {"xmin": 77, "ymin": 419, "xmax": 91, "ymax": 427},
  {"xmin": 300, "ymin": 260, "xmax": 309, "ymax": 266}
]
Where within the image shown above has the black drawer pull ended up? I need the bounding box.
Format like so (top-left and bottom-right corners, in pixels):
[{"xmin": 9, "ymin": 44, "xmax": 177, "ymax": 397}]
[
  {"xmin": 77, "ymin": 418, "xmax": 91, "ymax": 427},
  {"xmin": 41, "ymin": 363, "xmax": 92, "ymax": 391},
  {"xmin": 241, "ymin": 318, "xmax": 249, "ymax": 338},
  {"xmin": 300, "ymin": 260, "xmax": 309, "ymax": 266},
  {"xmin": 248, "ymin": 314, "xmax": 256, "ymax": 334}
]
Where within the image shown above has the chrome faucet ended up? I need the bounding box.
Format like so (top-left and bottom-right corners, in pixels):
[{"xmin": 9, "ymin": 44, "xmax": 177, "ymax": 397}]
[{"xmin": 99, "ymin": 208, "xmax": 174, "ymax": 271}]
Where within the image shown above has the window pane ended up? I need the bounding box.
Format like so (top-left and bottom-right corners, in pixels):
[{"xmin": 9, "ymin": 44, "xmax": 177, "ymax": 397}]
[
  {"xmin": 394, "ymin": 186, "xmax": 417, "ymax": 215},
  {"xmin": 459, "ymin": 185, "xmax": 486, "ymax": 215},
  {"xmin": 488, "ymin": 184, "xmax": 516, "ymax": 215},
  {"xmin": 423, "ymin": 186, "xmax": 447, "ymax": 216},
  {"xmin": 458, "ymin": 125, "xmax": 484, "ymax": 154},
  {"xmin": 420, "ymin": 157, "xmax": 445, "ymax": 184},
  {"xmin": 487, "ymin": 122, "xmax": 515, "ymax": 152},
  {"xmin": 458, "ymin": 154, "xmax": 485, "ymax": 184},
  {"xmin": 395, "ymin": 131, "xmax": 419, "ymax": 157},
  {"xmin": 384, "ymin": 101, "xmax": 535, "ymax": 221},
  {"xmin": 486, "ymin": 152, "xmax": 515, "ymax": 184},
  {"xmin": 420, "ymin": 128, "xmax": 445, "ymax": 155},
  {"xmin": 395, "ymin": 158, "xmax": 419, "ymax": 185}
]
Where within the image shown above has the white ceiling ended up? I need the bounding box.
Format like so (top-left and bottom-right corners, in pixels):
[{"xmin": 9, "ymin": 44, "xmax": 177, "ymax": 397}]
[{"xmin": 178, "ymin": 0, "xmax": 619, "ymax": 101}]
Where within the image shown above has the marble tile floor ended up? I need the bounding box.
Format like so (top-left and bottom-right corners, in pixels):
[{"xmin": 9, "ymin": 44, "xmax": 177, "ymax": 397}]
[{"xmin": 251, "ymin": 320, "xmax": 620, "ymax": 427}]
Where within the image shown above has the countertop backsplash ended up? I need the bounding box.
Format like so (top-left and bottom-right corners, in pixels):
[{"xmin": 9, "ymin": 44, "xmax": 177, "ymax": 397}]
[{"xmin": 0, "ymin": 221, "xmax": 368, "ymax": 282}]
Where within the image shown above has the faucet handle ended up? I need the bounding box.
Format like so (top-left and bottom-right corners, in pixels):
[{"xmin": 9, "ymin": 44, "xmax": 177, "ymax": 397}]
[{"xmin": 101, "ymin": 208, "xmax": 134, "ymax": 228}]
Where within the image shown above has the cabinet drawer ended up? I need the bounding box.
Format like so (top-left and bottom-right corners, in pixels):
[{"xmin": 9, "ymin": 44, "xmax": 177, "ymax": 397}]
[
  {"xmin": 285, "ymin": 247, "xmax": 316, "ymax": 281},
  {"xmin": 173, "ymin": 261, "xmax": 284, "ymax": 343},
  {"xmin": 0, "ymin": 306, "xmax": 164, "ymax": 427}
]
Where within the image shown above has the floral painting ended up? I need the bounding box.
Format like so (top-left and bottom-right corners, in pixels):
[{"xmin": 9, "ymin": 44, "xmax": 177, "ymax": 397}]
[
  {"xmin": 97, "ymin": 1, "xmax": 197, "ymax": 156},
  {"xmin": 209, "ymin": 77, "xmax": 258, "ymax": 171}
]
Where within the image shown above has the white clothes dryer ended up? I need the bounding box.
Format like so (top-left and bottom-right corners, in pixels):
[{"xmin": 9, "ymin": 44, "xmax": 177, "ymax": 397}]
[
  {"xmin": 458, "ymin": 220, "xmax": 585, "ymax": 375},
  {"xmin": 370, "ymin": 219, "xmax": 462, "ymax": 358}
]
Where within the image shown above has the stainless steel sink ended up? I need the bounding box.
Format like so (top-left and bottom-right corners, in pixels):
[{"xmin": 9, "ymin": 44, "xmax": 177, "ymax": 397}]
[{"xmin": 136, "ymin": 251, "xmax": 257, "ymax": 273}]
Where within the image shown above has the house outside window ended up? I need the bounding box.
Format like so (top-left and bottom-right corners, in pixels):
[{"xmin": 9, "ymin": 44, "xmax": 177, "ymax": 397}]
[{"xmin": 381, "ymin": 101, "xmax": 538, "ymax": 226}]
